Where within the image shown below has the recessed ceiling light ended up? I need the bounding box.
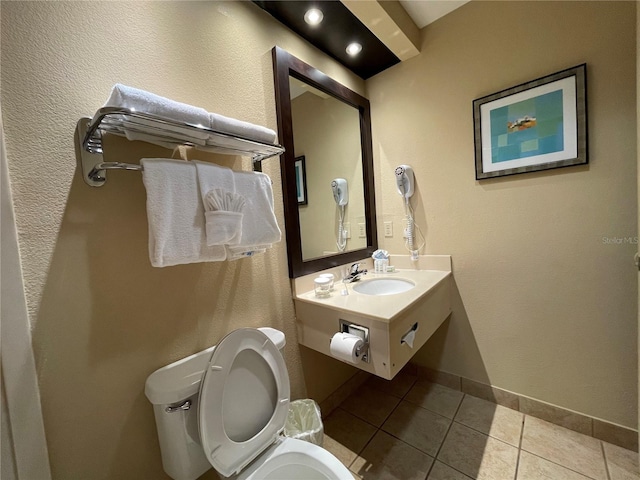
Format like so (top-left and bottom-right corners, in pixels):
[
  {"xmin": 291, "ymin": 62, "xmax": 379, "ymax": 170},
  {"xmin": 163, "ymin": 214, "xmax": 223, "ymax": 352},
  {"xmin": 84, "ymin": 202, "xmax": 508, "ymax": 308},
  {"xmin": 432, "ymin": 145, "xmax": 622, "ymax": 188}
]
[
  {"xmin": 346, "ymin": 42, "xmax": 362, "ymax": 57},
  {"xmin": 304, "ymin": 8, "xmax": 324, "ymax": 26}
]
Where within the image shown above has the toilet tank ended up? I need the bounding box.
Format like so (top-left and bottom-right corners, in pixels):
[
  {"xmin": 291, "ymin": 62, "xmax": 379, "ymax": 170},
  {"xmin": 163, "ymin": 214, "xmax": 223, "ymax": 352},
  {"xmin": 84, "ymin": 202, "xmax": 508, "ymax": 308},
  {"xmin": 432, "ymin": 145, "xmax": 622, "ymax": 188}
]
[{"xmin": 144, "ymin": 327, "xmax": 286, "ymax": 480}]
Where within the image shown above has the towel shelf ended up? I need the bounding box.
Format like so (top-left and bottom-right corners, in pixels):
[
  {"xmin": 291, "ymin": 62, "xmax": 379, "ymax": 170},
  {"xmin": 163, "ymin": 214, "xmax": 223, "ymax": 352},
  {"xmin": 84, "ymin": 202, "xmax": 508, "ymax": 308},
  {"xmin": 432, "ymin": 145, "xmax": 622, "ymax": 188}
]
[{"xmin": 76, "ymin": 107, "xmax": 285, "ymax": 187}]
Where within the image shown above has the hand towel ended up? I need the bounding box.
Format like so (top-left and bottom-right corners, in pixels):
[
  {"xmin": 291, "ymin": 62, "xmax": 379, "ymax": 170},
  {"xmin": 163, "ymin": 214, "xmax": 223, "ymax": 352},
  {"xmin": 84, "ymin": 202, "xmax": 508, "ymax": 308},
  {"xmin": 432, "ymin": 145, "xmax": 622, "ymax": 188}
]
[
  {"xmin": 232, "ymin": 170, "xmax": 281, "ymax": 248},
  {"xmin": 209, "ymin": 112, "xmax": 277, "ymax": 145},
  {"xmin": 104, "ymin": 84, "xmax": 210, "ymax": 140},
  {"xmin": 202, "ymin": 189, "xmax": 245, "ymax": 246},
  {"xmin": 141, "ymin": 159, "xmax": 225, "ymax": 267},
  {"xmin": 194, "ymin": 161, "xmax": 244, "ymax": 246}
]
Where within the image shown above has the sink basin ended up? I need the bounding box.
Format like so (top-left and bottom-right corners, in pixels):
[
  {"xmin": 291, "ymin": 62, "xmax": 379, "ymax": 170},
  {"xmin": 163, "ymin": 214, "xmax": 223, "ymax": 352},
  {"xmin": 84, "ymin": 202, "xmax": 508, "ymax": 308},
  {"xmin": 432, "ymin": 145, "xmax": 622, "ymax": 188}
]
[{"xmin": 352, "ymin": 278, "xmax": 416, "ymax": 296}]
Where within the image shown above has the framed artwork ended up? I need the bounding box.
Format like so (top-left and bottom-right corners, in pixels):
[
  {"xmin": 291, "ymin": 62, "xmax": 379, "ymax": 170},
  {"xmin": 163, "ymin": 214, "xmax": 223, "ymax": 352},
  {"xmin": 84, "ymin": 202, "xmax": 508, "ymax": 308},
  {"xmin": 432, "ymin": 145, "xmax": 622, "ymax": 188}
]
[
  {"xmin": 473, "ymin": 64, "xmax": 587, "ymax": 180},
  {"xmin": 295, "ymin": 155, "xmax": 308, "ymax": 205}
]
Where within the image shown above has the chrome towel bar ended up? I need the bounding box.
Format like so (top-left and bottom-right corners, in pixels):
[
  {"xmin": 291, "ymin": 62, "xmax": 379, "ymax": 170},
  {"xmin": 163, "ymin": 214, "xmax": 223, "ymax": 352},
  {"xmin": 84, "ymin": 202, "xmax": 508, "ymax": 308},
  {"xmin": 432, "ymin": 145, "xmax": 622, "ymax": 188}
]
[{"xmin": 76, "ymin": 106, "xmax": 284, "ymax": 187}]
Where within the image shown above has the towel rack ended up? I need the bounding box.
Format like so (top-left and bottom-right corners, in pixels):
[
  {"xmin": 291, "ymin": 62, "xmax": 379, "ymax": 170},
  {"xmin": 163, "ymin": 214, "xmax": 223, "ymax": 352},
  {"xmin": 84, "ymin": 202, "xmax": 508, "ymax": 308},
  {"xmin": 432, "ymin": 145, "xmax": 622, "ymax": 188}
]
[{"xmin": 76, "ymin": 107, "xmax": 285, "ymax": 187}]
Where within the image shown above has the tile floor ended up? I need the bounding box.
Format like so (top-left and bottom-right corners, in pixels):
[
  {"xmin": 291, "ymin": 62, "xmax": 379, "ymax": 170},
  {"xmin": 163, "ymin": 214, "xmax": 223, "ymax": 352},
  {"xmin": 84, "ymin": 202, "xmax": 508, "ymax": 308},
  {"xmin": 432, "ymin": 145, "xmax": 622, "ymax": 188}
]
[{"xmin": 322, "ymin": 370, "xmax": 639, "ymax": 480}]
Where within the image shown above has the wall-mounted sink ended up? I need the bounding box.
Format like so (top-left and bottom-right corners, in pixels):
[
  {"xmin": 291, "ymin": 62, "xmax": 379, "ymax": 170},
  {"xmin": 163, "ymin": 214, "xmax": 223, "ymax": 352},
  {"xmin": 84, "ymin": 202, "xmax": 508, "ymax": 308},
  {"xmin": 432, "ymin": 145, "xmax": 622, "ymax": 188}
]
[
  {"xmin": 292, "ymin": 255, "xmax": 453, "ymax": 380},
  {"xmin": 352, "ymin": 278, "xmax": 415, "ymax": 296}
]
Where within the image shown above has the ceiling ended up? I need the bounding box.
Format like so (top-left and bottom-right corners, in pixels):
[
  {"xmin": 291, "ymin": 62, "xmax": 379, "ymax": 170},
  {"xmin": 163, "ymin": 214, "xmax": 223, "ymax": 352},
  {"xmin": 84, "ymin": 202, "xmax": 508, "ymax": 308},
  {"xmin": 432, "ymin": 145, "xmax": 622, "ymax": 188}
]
[
  {"xmin": 400, "ymin": 0, "xmax": 470, "ymax": 29},
  {"xmin": 254, "ymin": 1, "xmax": 400, "ymax": 79},
  {"xmin": 255, "ymin": 1, "xmax": 469, "ymax": 79}
]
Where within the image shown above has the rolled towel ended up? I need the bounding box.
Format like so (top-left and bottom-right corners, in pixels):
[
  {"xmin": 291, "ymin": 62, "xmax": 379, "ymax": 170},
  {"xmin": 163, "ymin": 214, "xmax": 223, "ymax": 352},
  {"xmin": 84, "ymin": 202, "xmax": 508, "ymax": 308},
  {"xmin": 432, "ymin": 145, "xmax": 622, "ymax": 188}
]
[
  {"xmin": 209, "ymin": 112, "xmax": 277, "ymax": 145},
  {"xmin": 104, "ymin": 84, "xmax": 210, "ymax": 140},
  {"xmin": 141, "ymin": 158, "xmax": 226, "ymax": 267},
  {"xmin": 203, "ymin": 189, "xmax": 245, "ymax": 246}
]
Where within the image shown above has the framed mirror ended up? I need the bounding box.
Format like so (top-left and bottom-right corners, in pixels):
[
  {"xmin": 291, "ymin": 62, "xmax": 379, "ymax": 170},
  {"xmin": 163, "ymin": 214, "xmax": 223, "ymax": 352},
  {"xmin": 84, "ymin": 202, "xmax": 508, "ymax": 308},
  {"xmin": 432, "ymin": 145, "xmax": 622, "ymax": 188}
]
[{"xmin": 272, "ymin": 46, "xmax": 378, "ymax": 278}]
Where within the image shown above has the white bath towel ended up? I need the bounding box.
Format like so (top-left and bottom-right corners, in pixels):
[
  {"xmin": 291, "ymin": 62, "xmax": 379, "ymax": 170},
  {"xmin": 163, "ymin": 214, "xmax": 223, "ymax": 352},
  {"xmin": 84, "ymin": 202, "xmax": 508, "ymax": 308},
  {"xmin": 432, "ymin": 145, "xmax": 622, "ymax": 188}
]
[
  {"xmin": 194, "ymin": 161, "xmax": 244, "ymax": 246},
  {"xmin": 104, "ymin": 84, "xmax": 210, "ymax": 140},
  {"xmin": 232, "ymin": 170, "xmax": 281, "ymax": 248},
  {"xmin": 209, "ymin": 112, "xmax": 277, "ymax": 145},
  {"xmin": 141, "ymin": 159, "xmax": 226, "ymax": 267}
]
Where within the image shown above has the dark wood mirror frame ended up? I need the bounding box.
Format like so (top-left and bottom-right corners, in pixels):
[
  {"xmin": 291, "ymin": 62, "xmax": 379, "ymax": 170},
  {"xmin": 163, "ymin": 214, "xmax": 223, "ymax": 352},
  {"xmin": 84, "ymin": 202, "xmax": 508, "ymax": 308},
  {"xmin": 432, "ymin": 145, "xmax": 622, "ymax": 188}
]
[{"xmin": 272, "ymin": 46, "xmax": 378, "ymax": 278}]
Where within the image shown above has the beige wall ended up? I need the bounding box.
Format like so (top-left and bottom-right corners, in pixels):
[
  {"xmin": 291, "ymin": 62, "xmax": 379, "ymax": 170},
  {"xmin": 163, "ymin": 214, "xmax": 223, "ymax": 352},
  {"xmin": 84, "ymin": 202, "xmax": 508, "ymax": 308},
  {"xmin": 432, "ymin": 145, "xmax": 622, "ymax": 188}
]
[
  {"xmin": 0, "ymin": 2, "xmax": 365, "ymax": 478},
  {"xmin": 291, "ymin": 91, "xmax": 366, "ymax": 259},
  {"xmin": 637, "ymin": 0, "xmax": 640, "ymax": 435},
  {"xmin": 368, "ymin": 0, "xmax": 637, "ymax": 428}
]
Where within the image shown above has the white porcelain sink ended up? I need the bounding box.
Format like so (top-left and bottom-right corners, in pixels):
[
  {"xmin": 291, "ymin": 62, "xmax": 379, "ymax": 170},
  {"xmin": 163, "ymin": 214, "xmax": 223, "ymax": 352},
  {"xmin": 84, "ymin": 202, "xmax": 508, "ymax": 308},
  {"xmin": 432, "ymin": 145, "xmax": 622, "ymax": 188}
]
[{"xmin": 352, "ymin": 278, "xmax": 416, "ymax": 296}]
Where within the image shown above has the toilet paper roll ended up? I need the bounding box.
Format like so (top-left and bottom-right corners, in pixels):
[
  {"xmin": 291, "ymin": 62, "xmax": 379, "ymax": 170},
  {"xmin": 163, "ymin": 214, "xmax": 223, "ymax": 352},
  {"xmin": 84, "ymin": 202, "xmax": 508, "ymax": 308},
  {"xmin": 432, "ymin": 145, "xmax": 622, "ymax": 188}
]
[{"xmin": 330, "ymin": 333, "xmax": 364, "ymax": 364}]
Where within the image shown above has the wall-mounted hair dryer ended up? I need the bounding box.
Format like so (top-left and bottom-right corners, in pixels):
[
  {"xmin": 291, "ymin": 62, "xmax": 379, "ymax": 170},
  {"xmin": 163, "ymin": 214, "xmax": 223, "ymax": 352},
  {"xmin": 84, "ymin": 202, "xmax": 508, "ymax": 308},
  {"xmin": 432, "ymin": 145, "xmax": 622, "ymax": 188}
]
[
  {"xmin": 394, "ymin": 165, "xmax": 422, "ymax": 261},
  {"xmin": 332, "ymin": 178, "xmax": 349, "ymax": 252},
  {"xmin": 395, "ymin": 165, "xmax": 414, "ymax": 200},
  {"xmin": 331, "ymin": 178, "xmax": 349, "ymax": 206}
]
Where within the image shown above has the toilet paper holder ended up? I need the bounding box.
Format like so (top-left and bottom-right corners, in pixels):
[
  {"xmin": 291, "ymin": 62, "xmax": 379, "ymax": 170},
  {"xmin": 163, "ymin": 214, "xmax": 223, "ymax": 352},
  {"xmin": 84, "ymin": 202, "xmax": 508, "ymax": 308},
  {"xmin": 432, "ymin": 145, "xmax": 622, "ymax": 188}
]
[{"xmin": 338, "ymin": 320, "xmax": 370, "ymax": 363}]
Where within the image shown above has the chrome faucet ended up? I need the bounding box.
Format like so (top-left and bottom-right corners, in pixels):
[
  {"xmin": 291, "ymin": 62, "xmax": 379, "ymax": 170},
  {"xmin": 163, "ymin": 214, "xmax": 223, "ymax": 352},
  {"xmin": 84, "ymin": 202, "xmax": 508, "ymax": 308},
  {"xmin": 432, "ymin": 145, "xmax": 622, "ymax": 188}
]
[{"xmin": 343, "ymin": 263, "xmax": 368, "ymax": 283}]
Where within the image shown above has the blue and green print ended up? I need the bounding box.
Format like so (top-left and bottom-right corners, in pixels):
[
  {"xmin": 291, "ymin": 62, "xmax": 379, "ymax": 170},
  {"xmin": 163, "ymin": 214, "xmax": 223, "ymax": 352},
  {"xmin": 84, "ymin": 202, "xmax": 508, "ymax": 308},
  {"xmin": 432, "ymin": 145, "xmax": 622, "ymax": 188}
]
[{"xmin": 489, "ymin": 89, "xmax": 564, "ymax": 163}]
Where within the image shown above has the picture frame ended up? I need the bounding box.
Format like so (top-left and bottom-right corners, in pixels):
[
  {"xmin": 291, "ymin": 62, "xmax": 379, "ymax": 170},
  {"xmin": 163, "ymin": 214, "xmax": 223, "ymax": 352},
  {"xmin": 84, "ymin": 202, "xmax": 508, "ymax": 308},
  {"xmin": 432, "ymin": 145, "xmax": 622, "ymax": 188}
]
[
  {"xmin": 295, "ymin": 155, "xmax": 308, "ymax": 205},
  {"xmin": 473, "ymin": 64, "xmax": 587, "ymax": 180}
]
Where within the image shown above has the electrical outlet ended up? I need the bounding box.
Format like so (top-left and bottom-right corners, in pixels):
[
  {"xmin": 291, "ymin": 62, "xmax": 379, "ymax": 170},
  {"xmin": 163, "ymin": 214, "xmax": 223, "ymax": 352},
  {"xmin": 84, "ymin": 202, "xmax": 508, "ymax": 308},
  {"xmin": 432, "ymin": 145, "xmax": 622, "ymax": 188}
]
[
  {"xmin": 344, "ymin": 223, "xmax": 351, "ymax": 239},
  {"xmin": 384, "ymin": 221, "xmax": 393, "ymax": 237},
  {"xmin": 358, "ymin": 223, "xmax": 366, "ymax": 238}
]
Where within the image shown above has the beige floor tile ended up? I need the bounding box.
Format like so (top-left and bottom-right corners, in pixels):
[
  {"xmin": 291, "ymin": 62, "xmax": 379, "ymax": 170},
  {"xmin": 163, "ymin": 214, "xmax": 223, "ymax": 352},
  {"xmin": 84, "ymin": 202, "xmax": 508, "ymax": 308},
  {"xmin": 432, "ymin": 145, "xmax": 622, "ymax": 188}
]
[
  {"xmin": 382, "ymin": 401, "xmax": 451, "ymax": 456},
  {"xmin": 366, "ymin": 368, "xmax": 417, "ymax": 398},
  {"xmin": 428, "ymin": 461, "xmax": 473, "ymax": 479},
  {"xmin": 603, "ymin": 442, "xmax": 640, "ymax": 480},
  {"xmin": 455, "ymin": 395, "xmax": 523, "ymax": 447},
  {"xmin": 517, "ymin": 451, "xmax": 593, "ymax": 480},
  {"xmin": 521, "ymin": 416, "xmax": 607, "ymax": 480},
  {"xmin": 340, "ymin": 385, "xmax": 401, "ymax": 427},
  {"xmin": 351, "ymin": 431, "xmax": 434, "ymax": 480},
  {"xmin": 405, "ymin": 380, "xmax": 464, "ymax": 419},
  {"xmin": 437, "ymin": 422, "xmax": 518, "ymax": 480},
  {"xmin": 323, "ymin": 408, "xmax": 377, "ymax": 467}
]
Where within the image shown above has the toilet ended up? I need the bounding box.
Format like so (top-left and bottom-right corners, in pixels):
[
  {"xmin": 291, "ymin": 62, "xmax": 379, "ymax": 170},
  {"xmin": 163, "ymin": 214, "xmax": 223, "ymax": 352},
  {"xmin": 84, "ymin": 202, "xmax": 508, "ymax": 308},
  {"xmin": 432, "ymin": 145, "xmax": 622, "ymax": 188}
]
[{"xmin": 145, "ymin": 327, "xmax": 353, "ymax": 480}]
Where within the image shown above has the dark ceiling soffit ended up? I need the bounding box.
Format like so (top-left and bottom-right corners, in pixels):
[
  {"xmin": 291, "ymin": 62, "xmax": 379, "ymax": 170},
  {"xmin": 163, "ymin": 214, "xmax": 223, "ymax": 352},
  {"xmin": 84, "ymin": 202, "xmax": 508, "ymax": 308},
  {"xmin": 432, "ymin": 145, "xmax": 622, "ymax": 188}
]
[{"xmin": 254, "ymin": 1, "xmax": 400, "ymax": 79}]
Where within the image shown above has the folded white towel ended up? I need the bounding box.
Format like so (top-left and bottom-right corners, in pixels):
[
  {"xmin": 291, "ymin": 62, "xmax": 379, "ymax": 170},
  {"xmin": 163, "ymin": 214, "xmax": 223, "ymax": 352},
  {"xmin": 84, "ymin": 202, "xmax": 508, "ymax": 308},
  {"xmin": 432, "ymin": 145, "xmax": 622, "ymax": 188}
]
[
  {"xmin": 194, "ymin": 161, "xmax": 245, "ymax": 246},
  {"xmin": 203, "ymin": 189, "xmax": 245, "ymax": 245},
  {"xmin": 232, "ymin": 170, "xmax": 281, "ymax": 248},
  {"xmin": 104, "ymin": 84, "xmax": 210, "ymax": 140},
  {"xmin": 209, "ymin": 112, "xmax": 277, "ymax": 145},
  {"xmin": 141, "ymin": 159, "xmax": 225, "ymax": 267}
]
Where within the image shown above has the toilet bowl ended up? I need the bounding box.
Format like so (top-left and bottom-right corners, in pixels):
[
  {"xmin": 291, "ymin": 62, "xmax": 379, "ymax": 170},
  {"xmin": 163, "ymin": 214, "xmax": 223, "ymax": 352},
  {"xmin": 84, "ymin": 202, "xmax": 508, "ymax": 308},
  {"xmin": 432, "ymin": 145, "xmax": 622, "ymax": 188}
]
[{"xmin": 145, "ymin": 327, "xmax": 353, "ymax": 480}]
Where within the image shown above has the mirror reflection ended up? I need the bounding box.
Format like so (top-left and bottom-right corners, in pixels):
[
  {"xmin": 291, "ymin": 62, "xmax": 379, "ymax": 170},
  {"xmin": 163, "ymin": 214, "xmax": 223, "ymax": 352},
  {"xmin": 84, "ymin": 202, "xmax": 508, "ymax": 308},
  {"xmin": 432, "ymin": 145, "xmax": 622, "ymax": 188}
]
[{"xmin": 289, "ymin": 77, "xmax": 366, "ymax": 261}]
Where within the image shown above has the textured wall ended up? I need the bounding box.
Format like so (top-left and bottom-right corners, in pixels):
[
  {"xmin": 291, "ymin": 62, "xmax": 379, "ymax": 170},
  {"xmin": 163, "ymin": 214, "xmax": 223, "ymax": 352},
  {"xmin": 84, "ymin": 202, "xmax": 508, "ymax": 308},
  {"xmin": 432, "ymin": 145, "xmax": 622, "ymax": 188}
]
[
  {"xmin": 368, "ymin": 0, "xmax": 637, "ymax": 427},
  {"xmin": 0, "ymin": 2, "xmax": 364, "ymax": 478}
]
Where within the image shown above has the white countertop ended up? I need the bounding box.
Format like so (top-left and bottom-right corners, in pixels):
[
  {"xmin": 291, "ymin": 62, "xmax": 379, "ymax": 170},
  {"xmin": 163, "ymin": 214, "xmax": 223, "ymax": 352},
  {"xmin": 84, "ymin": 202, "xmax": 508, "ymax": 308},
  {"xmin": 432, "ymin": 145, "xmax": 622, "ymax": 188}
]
[{"xmin": 294, "ymin": 268, "xmax": 451, "ymax": 322}]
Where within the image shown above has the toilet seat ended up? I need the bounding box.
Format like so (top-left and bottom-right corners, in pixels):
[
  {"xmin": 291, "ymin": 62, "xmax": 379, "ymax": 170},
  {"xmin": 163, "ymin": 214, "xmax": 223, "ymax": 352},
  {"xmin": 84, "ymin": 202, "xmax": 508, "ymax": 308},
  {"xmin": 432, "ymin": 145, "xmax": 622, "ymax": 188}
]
[
  {"xmin": 237, "ymin": 437, "xmax": 354, "ymax": 480},
  {"xmin": 198, "ymin": 328, "xmax": 290, "ymax": 478}
]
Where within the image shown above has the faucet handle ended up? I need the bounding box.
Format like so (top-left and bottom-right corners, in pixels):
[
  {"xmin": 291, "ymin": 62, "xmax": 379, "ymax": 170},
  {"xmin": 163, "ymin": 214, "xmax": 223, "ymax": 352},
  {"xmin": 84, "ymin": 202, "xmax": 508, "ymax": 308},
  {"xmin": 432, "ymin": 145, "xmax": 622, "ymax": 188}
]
[{"xmin": 350, "ymin": 263, "xmax": 362, "ymax": 274}]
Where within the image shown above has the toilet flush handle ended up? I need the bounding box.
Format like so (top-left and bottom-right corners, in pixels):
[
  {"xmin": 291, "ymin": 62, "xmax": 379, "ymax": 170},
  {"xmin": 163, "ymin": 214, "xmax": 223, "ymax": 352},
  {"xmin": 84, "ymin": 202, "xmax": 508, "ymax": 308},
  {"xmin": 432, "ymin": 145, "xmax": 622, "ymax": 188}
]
[{"xmin": 165, "ymin": 399, "xmax": 191, "ymax": 413}]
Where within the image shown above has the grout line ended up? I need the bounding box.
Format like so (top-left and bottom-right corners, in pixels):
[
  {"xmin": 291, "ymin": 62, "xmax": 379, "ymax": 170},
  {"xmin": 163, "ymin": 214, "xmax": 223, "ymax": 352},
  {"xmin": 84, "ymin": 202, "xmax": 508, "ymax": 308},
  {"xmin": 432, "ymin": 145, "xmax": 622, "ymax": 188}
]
[
  {"xmin": 601, "ymin": 440, "xmax": 612, "ymax": 480},
  {"xmin": 426, "ymin": 393, "xmax": 467, "ymax": 479},
  {"xmin": 513, "ymin": 413, "xmax": 526, "ymax": 480}
]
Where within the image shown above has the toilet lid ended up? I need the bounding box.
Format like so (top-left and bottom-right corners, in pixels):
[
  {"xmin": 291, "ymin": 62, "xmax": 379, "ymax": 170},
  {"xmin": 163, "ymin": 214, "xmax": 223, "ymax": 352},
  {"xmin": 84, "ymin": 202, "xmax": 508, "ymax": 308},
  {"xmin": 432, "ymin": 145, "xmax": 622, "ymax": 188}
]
[{"xmin": 199, "ymin": 328, "xmax": 290, "ymax": 478}]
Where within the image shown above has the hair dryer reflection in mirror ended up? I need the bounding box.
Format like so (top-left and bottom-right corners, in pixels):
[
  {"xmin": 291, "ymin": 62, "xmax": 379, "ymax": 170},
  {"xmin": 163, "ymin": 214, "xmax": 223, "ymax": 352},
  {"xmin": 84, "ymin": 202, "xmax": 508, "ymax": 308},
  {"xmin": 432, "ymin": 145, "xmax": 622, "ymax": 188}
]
[{"xmin": 332, "ymin": 178, "xmax": 349, "ymax": 252}]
